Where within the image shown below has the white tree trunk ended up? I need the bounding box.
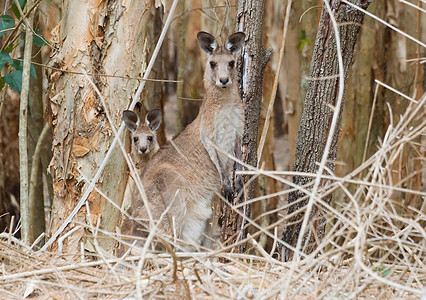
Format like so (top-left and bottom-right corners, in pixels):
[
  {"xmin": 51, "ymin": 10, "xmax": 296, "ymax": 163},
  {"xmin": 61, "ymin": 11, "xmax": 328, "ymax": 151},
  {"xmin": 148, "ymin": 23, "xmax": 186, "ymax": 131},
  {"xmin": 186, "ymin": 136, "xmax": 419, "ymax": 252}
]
[{"xmin": 46, "ymin": 0, "xmax": 158, "ymax": 252}]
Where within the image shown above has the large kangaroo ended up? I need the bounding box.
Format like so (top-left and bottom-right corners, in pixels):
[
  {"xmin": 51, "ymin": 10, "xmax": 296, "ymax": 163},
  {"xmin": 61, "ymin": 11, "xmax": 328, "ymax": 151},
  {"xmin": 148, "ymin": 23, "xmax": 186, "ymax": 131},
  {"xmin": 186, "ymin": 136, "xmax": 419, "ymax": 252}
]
[{"xmin": 128, "ymin": 31, "xmax": 245, "ymax": 248}]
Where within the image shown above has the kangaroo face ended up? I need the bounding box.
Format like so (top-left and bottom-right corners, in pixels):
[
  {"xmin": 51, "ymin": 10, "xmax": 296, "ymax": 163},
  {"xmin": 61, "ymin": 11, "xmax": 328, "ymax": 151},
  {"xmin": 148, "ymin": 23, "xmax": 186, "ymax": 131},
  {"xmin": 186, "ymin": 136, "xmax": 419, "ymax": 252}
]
[
  {"xmin": 207, "ymin": 53, "xmax": 236, "ymax": 88},
  {"xmin": 132, "ymin": 130, "xmax": 155, "ymax": 155},
  {"xmin": 123, "ymin": 108, "xmax": 162, "ymax": 159},
  {"xmin": 197, "ymin": 32, "xmax": 245, "ymax": 89}
]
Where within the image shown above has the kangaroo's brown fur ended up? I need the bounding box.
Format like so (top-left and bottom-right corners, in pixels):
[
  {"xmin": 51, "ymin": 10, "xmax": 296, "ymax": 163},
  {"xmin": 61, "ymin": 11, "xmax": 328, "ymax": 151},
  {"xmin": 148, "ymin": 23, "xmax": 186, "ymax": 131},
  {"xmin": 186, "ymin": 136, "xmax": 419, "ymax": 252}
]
[
  {"xmin": 123, "ymin": 107, "xmax": 162, "ymax": 169},
  {"xmin": 121, "ymin": 108, "xmax": 162, "ymax": 214},
  {"xmin": 127, "ymin": 32, "xmax": 245, "ymax": 249}
]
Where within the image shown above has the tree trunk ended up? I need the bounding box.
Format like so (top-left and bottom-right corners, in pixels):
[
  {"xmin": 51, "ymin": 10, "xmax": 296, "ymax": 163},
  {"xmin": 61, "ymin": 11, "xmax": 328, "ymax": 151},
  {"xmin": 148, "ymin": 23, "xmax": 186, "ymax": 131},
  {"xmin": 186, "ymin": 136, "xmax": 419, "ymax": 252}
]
[
  {"xmin": 19, "ymin": 0, "xmax": 36, "ymax": 245},
  {"xmin": 27, "ymin": 42, "xmax": 51, "ymax": 245},
  {"xmin": 279, "ymin": 0, "xmax": 373, "ymax": 261},
  {"xmin": 46, "ymin": 0, "xmax": 158, "ymax": 253},
  {"xmin": 253, "ymin": 63, "xmax": 279, "ymax": 252},
  {"xmin": 220, "ymin": 0, "xmax": 270, "ymax": 253},
  {"xmin": 143, "ymin": 6, "xmax": 166, "ymax": 147}
]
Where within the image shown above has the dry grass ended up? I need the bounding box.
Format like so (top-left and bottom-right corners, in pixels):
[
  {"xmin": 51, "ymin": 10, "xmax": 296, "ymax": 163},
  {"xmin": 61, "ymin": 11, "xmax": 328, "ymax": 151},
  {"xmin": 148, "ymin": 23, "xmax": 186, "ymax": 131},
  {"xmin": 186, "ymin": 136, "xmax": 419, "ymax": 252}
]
[
  {"xmin": 0, "ymin": 92, "xmax": 424, "ymax": 299},
  {"xmin": 1, "ymin": 1, "xmax": 425, "ymax": 299}
]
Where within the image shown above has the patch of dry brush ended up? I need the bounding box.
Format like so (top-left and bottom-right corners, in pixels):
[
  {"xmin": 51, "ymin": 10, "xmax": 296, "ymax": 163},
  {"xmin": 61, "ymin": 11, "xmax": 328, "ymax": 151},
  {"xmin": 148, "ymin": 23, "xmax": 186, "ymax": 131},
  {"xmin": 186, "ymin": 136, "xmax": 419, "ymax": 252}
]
[{"xmin": 0, "ymin": 93, "xmax": 424, "ymax": 299}]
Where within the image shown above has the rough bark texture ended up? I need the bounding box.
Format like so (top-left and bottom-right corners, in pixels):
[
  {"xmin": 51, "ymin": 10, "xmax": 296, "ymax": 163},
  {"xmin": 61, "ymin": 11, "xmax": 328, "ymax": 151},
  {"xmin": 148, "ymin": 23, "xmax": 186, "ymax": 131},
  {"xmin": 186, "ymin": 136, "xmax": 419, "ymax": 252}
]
[
  {"xmin": 175, "ymin": 0, "xmax": 189, "ymax": 134},
  {"xmin": 47, "ymin": 0, "xmax": 157, "ymax": 252},
  {"xmin": 220, "ymin": 0, "xmax": 270, "ymax": 252},
  {"xmin": 279, "ymin": 0, "xmax": 373, "ymax": 261}
]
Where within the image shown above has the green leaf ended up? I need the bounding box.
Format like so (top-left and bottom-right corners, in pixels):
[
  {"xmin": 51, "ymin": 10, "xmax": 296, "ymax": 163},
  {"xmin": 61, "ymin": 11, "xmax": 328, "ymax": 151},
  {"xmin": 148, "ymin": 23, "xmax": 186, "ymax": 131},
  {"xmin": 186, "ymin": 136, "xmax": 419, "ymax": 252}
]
[
  {"xmin": 11, "ymin": 58, "xmax": 23, "ymax": 70},
  {"xmin": 298, "ymin": 30, "xmax": 313, "ymax": 51},
  {"xmin": 382, "ymin": 267, "xmax": 392, "ymax": 277},
  {"xmin": 33, "ymin": 29, "xmax": 48, "ymax": 47},
  {"xmin": 190, "ymin": 90, "xmax": 198, "ymax": 99},
  {"xmin": 376, "ymin": 266, "xmax": 392, "ymax": 278},
  {"xmin": 4, "ymin": 43, "xmax": 15, "ymax": 53},
  {"xmin": 30, "ymin": 63, "xmax": 36, "ymax": 79},
  {"xmin": 4, "ymin": 70, "xmax": 23, "ymax": 93},
  {"xmin": 0, "ymin": 15, "xmax": 15, "ymax": 38},
  {"xmin": 299, "ymin": 29, "xmax": 306, "ymax": 41},
  {"xmin": 0, "ymin": 52, "xmax": 12, "ymax": 71},
  {"xmin": 11, "ymin": 58, "xmax": 36, "ymax": 79},
  {"xmin": 0, "ymin": 77, "xmax": 5, "ymax": 91},
  {"xmin": 11, "ymin": 0, "xmax": 26, "ymax": 19}
]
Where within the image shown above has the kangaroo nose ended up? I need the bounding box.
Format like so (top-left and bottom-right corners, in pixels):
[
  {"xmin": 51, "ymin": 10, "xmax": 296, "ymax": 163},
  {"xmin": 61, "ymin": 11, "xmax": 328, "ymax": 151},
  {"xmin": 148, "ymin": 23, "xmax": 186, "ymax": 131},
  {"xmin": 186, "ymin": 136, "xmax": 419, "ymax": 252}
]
[
  {"xmin": 220, "ymin": 78, "xmax": 229, "ymax": 85},
  {"xmin": 140, "ymin": 147, "xmax": 147, "ymax": 153}
]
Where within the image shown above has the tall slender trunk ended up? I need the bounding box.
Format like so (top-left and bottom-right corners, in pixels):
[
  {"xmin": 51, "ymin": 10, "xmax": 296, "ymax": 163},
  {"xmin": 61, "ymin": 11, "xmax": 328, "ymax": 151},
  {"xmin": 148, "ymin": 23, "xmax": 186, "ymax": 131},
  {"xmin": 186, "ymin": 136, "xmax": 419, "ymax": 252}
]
[
  {"xmin": 27, "ymin": 42, "xmax": 50, "ymax": 245},
  {"xmin": 220, "ymin": 0, "xmax": 271, "ymax": 253},
  {"xmin": 279, "ymin": 0, "xmax": 373, "ymax": 261},
  {"xmin": 19, "ymin": 0, "xmax": 36, "ymax": 244}
]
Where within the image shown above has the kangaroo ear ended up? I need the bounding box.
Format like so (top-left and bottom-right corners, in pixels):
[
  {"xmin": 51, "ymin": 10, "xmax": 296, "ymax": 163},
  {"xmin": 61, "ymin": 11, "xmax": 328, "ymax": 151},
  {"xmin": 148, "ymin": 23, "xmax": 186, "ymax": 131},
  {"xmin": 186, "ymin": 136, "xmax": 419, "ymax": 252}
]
[
  {"xmin": 123, "ymin": 110, "xmax": 139, "ymax": 132},
  {"xmin": 225, "ymin": 32, "xmax": 245, "ymax": 55},
  {"xmin": 197, "ymin": 31, "xmax": 218, "ymax": 55},
  {"xmin": 145, "ymin": 109, "xmax": 162, "ymax": 131}
]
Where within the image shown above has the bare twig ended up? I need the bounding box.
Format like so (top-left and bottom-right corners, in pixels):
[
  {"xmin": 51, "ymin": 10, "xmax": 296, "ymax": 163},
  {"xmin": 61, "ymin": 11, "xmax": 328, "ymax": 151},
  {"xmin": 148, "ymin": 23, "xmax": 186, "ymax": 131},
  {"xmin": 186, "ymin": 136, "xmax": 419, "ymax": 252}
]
[
  {"xmin": 28, "ymin": 122, "xmax": 50, "ymax": 244},
  {"xmin": 18, "ymin": 0, "xmax": 36, "ymax": 245}
]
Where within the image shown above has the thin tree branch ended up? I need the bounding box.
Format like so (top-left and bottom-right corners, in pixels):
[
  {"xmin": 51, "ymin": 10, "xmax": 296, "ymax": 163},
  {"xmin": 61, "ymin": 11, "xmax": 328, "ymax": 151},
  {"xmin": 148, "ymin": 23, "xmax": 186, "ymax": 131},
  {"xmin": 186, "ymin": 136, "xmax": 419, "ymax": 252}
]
[
  {"xmin": 28, "ymin": 122, "xmax": 50, "ymax": 242},
  {"xmin": 0, "ymin": 0, "xmax": 42, "ymax": 52},
  {"xmin": 12, "ymin": 58, "xmax": 181, "ymax": 83},
  {"xmin": 18, "ymin": 0, "xmax": 36, "ymax": 245}
]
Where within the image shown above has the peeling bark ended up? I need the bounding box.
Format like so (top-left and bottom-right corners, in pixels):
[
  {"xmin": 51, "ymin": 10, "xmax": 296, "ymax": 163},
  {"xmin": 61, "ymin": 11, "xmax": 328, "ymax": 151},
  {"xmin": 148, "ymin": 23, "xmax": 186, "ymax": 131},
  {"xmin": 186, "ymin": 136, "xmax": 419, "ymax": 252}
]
[{"xmin": 47, "ymin": 0, "xmax": 158, "ymax": 252}]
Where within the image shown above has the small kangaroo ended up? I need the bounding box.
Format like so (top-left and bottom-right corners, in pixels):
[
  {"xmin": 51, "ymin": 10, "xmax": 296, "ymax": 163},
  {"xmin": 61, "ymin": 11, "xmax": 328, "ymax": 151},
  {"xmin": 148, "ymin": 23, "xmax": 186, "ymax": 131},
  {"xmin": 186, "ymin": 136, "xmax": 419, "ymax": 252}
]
[
  {"xmin": 121, "ymin": 107, "xmax": 162, "ymax": 214},
  {"xmin": 123, "ymin": 107, "xmax": 162, "ymax": 169},
  {"xmin": 128, "ymin": 32, "xmax": 245, "ymax": 248}
]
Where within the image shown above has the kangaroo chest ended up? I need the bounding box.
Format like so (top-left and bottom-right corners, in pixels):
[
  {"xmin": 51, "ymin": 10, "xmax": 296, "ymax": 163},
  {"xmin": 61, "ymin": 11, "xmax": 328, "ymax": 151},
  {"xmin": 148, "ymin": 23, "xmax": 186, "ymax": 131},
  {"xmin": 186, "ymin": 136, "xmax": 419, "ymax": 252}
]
[{"xmin": 214, "ymin": 102, "xmax": 244, "ymax": 155}]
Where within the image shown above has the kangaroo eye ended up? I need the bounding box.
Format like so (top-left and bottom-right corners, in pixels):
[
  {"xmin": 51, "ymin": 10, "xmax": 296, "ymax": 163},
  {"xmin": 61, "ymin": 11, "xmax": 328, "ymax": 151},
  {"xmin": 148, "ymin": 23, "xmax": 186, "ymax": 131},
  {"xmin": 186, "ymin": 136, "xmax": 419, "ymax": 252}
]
[
  {"xmin": 210, "ymin": 61, "xmax": 216, "ymax": 69},
  {"xmin": 228, "ymin": 61, "xmax": 235, "ymax": 68},
  {"xmin": 147, "ymin": 136, "xmax": 153, "ymax": 142},
  {"xmin": 133, "ymin": 137, "xmax": 139, "ymax": 143}
]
